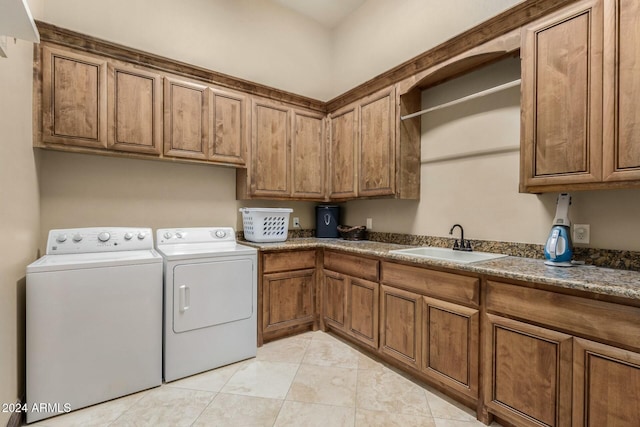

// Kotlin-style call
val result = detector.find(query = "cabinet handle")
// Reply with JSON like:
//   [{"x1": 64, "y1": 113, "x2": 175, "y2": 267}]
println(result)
[{"x1": 179, "y1": 285, "x2": 190, "y2": 312}]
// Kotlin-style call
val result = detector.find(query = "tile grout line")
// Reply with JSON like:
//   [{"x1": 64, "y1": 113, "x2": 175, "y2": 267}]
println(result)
[
  {"x1": 270, "y1": 336, "x2": 309, "y2": 427},
  {"x1": 187, "y1": 390, "x2": 217, "y2": 427}
]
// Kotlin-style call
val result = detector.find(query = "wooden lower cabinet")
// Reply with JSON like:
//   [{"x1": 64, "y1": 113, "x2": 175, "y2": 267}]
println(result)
[
  {"x1": 262, "y1": 269, "x2": 315, "y2": 334},
  {"x1": 322, "y1": 270, "x2": 347, "y2": 330},
  {"x1": 260, "y1": 250, "x2": 317, "y2": 342},
  {"x1": 380, "y1": 285, "x2": 421, "y2": 370},
  {"x1": 422, "y1": 297, "x2": 478, "y2": 399},
  {"x1": 347, "y1": 277, "x2": 379, "y2": 349},
  {"x1": 261, "y1": 251, "x2": 640, "y2": 426},
  {"x1": 573, "y1": 338, "x2": 640, "y2": 427},
  {"x1": 484, "y1": 314, "x2": 573, "y2": 427},
  {"x1": 322, "y1": 269, "x2": 379, "y2": 349}
]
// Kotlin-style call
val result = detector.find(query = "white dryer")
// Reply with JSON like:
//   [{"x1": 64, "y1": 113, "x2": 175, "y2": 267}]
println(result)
[
  {"x1": 26, "y1": 227, "x2": 162, "y2": 423},
  {"x1": 156, "y1": 227, "x2": 258, "y2": 382}
]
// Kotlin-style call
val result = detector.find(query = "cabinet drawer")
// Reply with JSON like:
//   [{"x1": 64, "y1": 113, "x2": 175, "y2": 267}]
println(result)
[
  {"x1": 324, "y1": 251, "x2": 379, "y2": 281},
  {"x1": 486, "y1": 280, "x2": 640, "y2": 351},
  {"x1": 381, "y1": 262, "x2": 479, "y2": 307},
  {"x1": 263, "y1": 250, "x2": 316, "y2": 273}
]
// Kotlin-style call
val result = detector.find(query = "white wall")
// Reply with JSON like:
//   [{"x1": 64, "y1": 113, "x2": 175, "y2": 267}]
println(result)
[
  {"x1": 0, "y1": 1, "x2": 43, "y2": 422},
  {"x1": 37, "y1": 151, "x2": 316, "y2": 248},
  {"x1": 39, "y1": 0, "x2": 333, "y2": 100},
  {"x1": 330, "y1": 0, "x2": 521, "y2": 97},
  {"x1": 344, "y1": 57, "x2": 640, "y2": 251}
]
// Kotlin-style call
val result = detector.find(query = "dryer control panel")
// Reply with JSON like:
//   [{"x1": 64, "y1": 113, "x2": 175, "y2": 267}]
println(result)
[
  {"x1": 156, "y1": 227, "x2": 237, "y2": 245},
  {"x1": 46, "y1": 227, "x2": 154, "y2": 254}
]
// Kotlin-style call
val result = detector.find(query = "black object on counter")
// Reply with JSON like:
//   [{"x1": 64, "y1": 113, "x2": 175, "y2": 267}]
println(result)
[
  {"x1": 316, "y1": 205, "x2": 340, "y2": 238},
  {"x1": 337, "y1": 225, "x2": 367, "y2": 241}
]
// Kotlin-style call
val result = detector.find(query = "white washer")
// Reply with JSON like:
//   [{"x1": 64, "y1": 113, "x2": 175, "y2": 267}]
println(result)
[
  {"x1": 26, "y1": 228, "x2": 162, "y2": 424},
  {"x1": 156, "y1": 227, "x2": 257, "y2": 382}
]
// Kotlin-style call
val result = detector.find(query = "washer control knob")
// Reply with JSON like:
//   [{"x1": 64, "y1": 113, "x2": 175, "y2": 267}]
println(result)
[
  {"x1": 124, "y1": 232, "x2": 134, "y2": 241},
  {"x1": 98, "y1": 232, "x2": 111, "y2": 242},
  {"x1": 175, "y1": 232, "x2": 184, "y2": 239},
  {"x1": 72, "y1": 233, "x2": 83, "y2": 243},
  {"x1": 164, "y1": 232, "x2": 173, "y2": 239},
  {"x1": 56, "y1": 234, "x2": 67, "y2": 243},
  {"x1": 137, "y1": 232, "x2": 147, "y2": 240},
  {"x1": 215, "y1": 229, "x2": 227, "y2": 238}
]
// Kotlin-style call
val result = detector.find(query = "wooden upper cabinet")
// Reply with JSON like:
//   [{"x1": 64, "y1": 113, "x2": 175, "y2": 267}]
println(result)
[
  {"x1": 42, "y1": 46, "x2": 107, "y2": 149},
  {"x1": 603, "y1": 0, "x2": 640, "y2": 182},
  {"x1": 329, "y1": 104, "x2": 359, "y2": 199},
  {"x1": 238, "y1": 99, "x2": 327, "y2": 200},
  {"x1": 251, "y1": 98, "x2": 291, "y2": 197},
  {"x1": 328, "y1": 84, "x2": 416, "y2": 201},
  {"x1": 209, "y1": 87, "x2": 247, "y2": 166},
  {"x1": 520, "y1": 0, "x2": 603, "y2": 191},
  {"x1": 163, "y1": 77, "x2": 209, "y2": 160},
  {"x1": 107, "y1": 64, "x2": 162, "y2": 155},
  {"x1": 358, "y1": 86, "x2": 396, "y2": 197},
  {"x1": 291, "y1": 110, "x2": 325, "y2": 199}
]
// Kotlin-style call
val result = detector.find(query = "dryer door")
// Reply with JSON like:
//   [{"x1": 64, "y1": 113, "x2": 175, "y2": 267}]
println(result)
[{"x1": 173, "y1": 258, "x2": 254, "y2": 333}]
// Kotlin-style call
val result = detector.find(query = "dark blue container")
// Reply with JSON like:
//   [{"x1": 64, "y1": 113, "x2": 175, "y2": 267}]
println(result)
[{"x1": 316, "y1": 205, "x2": 340, "y2": 238}]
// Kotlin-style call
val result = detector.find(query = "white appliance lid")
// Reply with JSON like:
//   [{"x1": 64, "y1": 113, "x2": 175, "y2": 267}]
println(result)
[
  {"x1": 156, "y1": 242, "x2": 257, "y2": 260},
  {"x1": 27, "y1": 250, "x2": 162, "y2": 273},
  {"x1": 155, "y1": 227, "x2": 257, "y2": 259}
]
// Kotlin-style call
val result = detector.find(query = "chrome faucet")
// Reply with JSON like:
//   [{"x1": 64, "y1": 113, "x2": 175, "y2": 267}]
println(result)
[{"x1": 450, "y1": 224, "x2": 472, "y2": 251}]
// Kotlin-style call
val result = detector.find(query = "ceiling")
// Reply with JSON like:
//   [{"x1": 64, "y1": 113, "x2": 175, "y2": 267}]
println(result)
[{"x1": 271, "y1": 0, "x2": 367, "y2": 28}]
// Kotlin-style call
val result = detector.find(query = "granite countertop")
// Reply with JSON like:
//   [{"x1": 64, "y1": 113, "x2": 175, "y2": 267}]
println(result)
[{"x1": 241, "y1": 238, "x2": 640, "y2": 301}]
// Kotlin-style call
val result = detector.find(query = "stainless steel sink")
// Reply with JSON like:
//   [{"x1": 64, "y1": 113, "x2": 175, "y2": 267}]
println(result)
[{"x1": 389, "y1": 247, "x2": 507, "y2": 264}]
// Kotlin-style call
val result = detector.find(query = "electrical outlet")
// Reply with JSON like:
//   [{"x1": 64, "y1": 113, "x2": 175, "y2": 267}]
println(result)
[
  {"x1": 366, "y1": 218, "x2": 373, "y2": 230},
  {"x1": 573, "y1": 224, "x2": 590, "y2": 244},
  {"x1": 293, "y1": 217, "x2": 300, "y2": 228}
]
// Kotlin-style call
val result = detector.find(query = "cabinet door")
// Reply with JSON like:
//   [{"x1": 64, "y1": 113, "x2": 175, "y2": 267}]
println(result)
[
  {"x1": 322, "y1": 270, "x2": 347, "y2": 330},
  {"x1": 291, "y1": 110, "x2": 325, "y2": 199},
  {"x1": 42, "y1": 46, "x2": 107, "y2": 149},
  {"x1": 422, "y1": 297, "x2": 478, "y2": 399},
  {"x1": 262, "y1": 269, "x2": 315, "y2": 334},
  {"x1": 329, "y1": 105, "x2": 358, "y2": 199},
  {"x1": 573, "y1": 338, "x2": 640, "y2": 427},
  {"x1": 603, "y1": 0, "x2": 640, "y2": 182},
  {"x1": 163, "y1": 77, "x2": 209, "y2": 160},
  {"x1": 107, "y1": 64, "x2": 162, "y2": 154},
  {"x1": 484, "y1": 314, "x2": 572, "y2": 427},
  {"x1": 210, "y1": 87, "x2": 247, "y2": 166},
  {"x1": 347, "y1": 277, "x2": 379, "y2": 349},
  {"x1": 358, "y1": 86, "x2": 396, "y2": 197},
  {"x1": 380, "y1": 285, "x2": 421, "y2": 370},
  {"x1": 520, "y1": 0, "x2": 603, "y2": 191},
  {"x1": 251, "y1": 99, "x2": 290, "y2": 197}
]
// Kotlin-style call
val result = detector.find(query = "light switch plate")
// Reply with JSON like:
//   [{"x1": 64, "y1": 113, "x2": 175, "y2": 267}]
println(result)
[
  {"x1": 573, "y1": 224, "x2": 590, "y2": 244},
  {"x1": 366, "y1": 218, "x2": 372, "y2": 229}
]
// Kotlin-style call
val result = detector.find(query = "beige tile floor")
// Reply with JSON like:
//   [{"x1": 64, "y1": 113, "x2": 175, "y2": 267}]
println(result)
[{"x1": 30, "y1": 331, "x2": 502, "y2": 427}]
